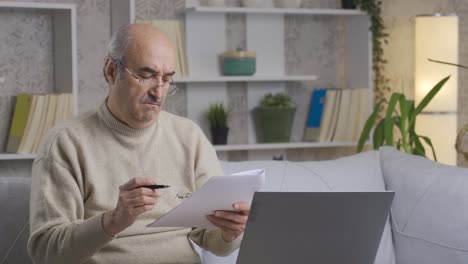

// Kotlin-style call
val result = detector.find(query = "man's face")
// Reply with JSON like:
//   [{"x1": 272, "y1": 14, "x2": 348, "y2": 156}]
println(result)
[{"x1": 108, "y1": 28, "x2": 176, "y2": 129}]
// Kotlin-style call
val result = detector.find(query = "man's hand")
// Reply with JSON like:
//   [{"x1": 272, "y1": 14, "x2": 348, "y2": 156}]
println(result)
[
  {"x1": 103, "y1": 177, "x2": 160, "y2": 236},
  {"x1": 206, "y1": 202, "x2": 250, "y2": 242}
]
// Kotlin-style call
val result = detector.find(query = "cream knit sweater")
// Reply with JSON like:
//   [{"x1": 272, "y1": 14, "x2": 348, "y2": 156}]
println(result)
[{"x1": 28, "y1": 102, "x2": 241, "y2": 264}]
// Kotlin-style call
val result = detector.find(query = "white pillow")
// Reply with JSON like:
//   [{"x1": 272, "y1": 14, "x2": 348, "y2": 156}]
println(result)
[{"x1": 379, "y1": 146, "x2": 468, "y2": 264}]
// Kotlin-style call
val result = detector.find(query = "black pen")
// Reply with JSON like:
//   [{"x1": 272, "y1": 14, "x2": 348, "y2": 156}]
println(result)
[{"x1": 141, "y1": 185, "x2": 170, "y2": 189}]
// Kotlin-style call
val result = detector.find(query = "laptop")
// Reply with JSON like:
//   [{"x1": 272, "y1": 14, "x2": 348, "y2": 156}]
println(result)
[{"x1": 236, "y1": 191, "x2": 394, "y2": 264}]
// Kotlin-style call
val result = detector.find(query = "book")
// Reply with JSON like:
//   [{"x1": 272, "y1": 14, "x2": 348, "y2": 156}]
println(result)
[
  {"x1": 5, "y1": 94, "x2": 33, "y2": 153},
  {"x1": 53, "y1": 93, "x2": 65, "y2": 125},
  {"x1": 17, "y1": 95, "x2": 37, "y2": 153},
  {"x1": 318, "y1": 89, "x2": 336, "y2": 142},
  {"x1": 345, "y1": 89, "x2": 361, "y2": 141},
  {"x1": 31, "y1": 95, "x2": 50, "y2": 153},
  {"x1": 40, "y1": 94, "x2": 59, "y2": 143},
  {"x1": 353, "y1": 89, "x2": 370, "y2": 141},
  {"x1": 177, "y1": 20, "x2": 189, "y2": 76},
  {"x1": 19, "y1": 95, "x2": 45, "y2": 154},
  {"x1": 67, "y1": 93, "x2": 74, "y2": 119},
  {"x1": 327, "y1": 90, "x2": 342, "y2": 142},
  {"x1": 303, "y1": 89, "x2": 326, "y2": 142},
  {"x1": 333, "y1": 89, "x2": 352, "y2": 142}
]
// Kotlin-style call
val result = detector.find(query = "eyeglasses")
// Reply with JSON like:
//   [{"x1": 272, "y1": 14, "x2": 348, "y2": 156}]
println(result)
[{"x1": 118, "y1": 60, "x2": 178, "y2": 96}]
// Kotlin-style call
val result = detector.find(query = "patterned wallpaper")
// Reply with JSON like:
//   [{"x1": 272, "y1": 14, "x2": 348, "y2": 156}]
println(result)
[{"x1": 1, "y1": 0, "x2": 467, "y2": 173}]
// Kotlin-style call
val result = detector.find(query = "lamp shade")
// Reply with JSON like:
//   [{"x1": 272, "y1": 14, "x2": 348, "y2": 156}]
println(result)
[{"x1": 414, "y1": 15, "x2": 458, "y2": 112}]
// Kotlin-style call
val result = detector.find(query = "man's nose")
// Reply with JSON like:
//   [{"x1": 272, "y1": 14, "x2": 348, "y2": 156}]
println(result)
[
  {"x1": 148, "y1": 85, "x2": 163, "y2": 98},
  {"x1": 149, "y1": 76, "x2": 165, "y2": 95}
]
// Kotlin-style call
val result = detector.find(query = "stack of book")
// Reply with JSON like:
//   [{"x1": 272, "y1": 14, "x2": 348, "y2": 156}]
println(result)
[
  {"x1": 303, "y1": 88, "x2": 370, "y2": 143},
  {"x1": 5, "y1": 93, "x2": 74, "y2": 154},
  {"x1": 137, "y1": 19, "x2": 189, "y2": 77}
]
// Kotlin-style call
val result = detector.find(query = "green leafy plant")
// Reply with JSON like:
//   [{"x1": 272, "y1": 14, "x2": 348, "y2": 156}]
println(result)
[
  {"x1": 354, "y1": 0, "x2": 391, "y2": 108},
  {"x1": 258, "y1": 92, "x2": 294, "y2": 108},
  {"x1": 357, "y1": 76, "x2": 450, "y2": 160},
  {"x1": 206, "y1": 103, "x2": 228, "y2": 129}
]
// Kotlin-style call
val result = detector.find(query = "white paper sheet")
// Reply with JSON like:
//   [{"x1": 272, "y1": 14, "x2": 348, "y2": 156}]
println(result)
[{"x1": 147, "y1": 169, "x2": 265, "y2": 229}]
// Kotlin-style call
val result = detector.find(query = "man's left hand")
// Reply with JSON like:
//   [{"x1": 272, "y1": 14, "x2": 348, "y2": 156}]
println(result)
[{"x1": 206, "y1": 202, "x2": 250, "y2": 242}]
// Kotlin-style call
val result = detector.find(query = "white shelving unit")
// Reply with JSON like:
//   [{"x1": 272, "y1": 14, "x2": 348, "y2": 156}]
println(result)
[
  {"x1": 0, "y1": 2, "x2": 77, "y2": 160},
  {"x1": 214, "y1": 141, "x2": 360, "y2": 151},
  {"x1": 174, "y1": 75, "x2": 317, "y2": 83},
  {"x1": 110, "y1": 3, "x2": 372, "y2": 157},
  {"x1": 183, "y1": 6, "x2": 366, "y2": 15}
]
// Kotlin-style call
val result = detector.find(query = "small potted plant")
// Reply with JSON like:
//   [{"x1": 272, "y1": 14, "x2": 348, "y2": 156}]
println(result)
[
  {"x1": 206, "y1": 103, "x2": 229, "y2": 145},
  {"x1": 253, "y1": 92, "x2": 296, "y2": 143}
]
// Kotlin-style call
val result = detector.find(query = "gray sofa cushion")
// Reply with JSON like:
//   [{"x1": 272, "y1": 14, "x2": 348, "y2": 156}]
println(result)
[
  {"x1": 211, "y1": 150, "x2": 395, "y2": 264},
  {"x1": 379, "y1": 147, "x2": 468, "y2": 264},
  {"x1": 0, "y1": 177, "x2": 32, "y2": 264}
]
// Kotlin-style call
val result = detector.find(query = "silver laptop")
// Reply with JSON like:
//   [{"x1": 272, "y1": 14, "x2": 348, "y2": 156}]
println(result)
[{"x1": 237, "y1": 191, "x2": 394, "y2": 264}]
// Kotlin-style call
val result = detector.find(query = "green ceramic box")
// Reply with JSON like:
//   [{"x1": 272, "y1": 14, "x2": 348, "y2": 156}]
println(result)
[{"x1": 222, "y1": 50, "x2": 256, "y2": 76}]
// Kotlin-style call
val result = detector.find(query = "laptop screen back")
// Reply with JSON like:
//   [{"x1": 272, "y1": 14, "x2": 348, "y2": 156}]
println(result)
[{"x1": 237, "y1": 192, "x2": 394, "y2": 264}]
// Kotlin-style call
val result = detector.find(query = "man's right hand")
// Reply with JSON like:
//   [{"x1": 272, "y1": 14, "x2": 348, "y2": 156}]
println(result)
[{"x1": 103, "y1": 177, "x2": 160, "y2": 236}]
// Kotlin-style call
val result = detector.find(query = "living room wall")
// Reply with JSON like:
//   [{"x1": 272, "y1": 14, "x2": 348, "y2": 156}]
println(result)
[
  {"x1": 0, "y1": 0, "x2": 466, "y2": 179},
  {"x1": 381, "y1": 0, "x2": 468, "y2": 167}
]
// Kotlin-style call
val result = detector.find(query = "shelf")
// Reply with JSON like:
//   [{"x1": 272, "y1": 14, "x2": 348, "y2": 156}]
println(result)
[
  {"x1": 0, "y1": 2, "x2": 78, "y2": 158},
  {"x1": 175, "y1": 75, "x2": 317, "y2": 83},
  {"x1": 213, "y1": 141, "x2": 360, "y2": 151},
  {"x1": 0, "y1": 2, "x2": 74, "y2": 10},
  {"x1": 0, "y1": 154, "x2": 35, "y2": 160},
  {"x1": 183, "y1": 6, "x2": 366, "y2": 16}
]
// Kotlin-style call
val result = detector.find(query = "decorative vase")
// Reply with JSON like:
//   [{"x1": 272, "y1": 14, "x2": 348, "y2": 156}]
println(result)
[
  {"x1": 253, "y1": 107, "x2": 296, "y2": 143},
  {"x1": 341, "y1": 0, "x2": 356, "y2": 9},
  {"x1": 211, "y1": 127, "x2": 229, "y2": 145}
]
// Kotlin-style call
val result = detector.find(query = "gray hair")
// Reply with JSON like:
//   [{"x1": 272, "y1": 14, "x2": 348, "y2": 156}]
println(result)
[{"x1": 103, "y1": 25, "x2": 131, "y2": 83}]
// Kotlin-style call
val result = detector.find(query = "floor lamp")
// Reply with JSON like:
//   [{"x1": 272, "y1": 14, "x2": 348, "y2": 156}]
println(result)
[{"x1": 414, "y1": 14, "x2": 458, "y2": 166}]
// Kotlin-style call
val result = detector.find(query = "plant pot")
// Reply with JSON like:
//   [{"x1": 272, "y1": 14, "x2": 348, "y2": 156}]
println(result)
[
  {"x1": 253, "y1": 107, "x2": 296, "y2": 143},
  {"x1": 211, "y1": 127, "x2": 229, "y2": 145},
  {"x1": 341, "y1": 0, "x2": 356, "y2": 9}
]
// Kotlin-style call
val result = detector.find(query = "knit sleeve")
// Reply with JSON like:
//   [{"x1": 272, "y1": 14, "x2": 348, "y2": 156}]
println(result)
[
  {"x1": 188, "y1": 125, "x2": 242, "y2": 256},
  {"x1": 27, "y1": 155, "x2": 114, "y2": 264}
]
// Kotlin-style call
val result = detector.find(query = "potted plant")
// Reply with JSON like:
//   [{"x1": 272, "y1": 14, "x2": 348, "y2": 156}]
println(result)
[
  {"x1": 206, "y1": 103, "x2": 229, "y2": 145},
  {"x1": 356, "y1": 76, "x2": 450, "y2": 160},
  {"x1": 253, "y1": 92, "x2": 296, "y2": 143}
]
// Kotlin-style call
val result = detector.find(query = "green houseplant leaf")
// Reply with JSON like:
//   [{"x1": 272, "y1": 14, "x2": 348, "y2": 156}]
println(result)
[
  {"x1": 206, "y1": 103, "x2": 228, "y2": 129},
  {"x1": 356, "y1": 75, "x2": 450, "y2": 160},
  {"x1": 258, "y1": 93, "x2": 294, "y2": 108}
]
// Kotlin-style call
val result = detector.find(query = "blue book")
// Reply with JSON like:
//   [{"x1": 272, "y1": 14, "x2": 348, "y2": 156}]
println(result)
[{"x1": 304, "y1": 89, "x2": 327, "y2": 141}]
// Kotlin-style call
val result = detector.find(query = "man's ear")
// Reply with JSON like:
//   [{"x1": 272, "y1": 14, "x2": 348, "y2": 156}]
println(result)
[{"x1": 104, "y1": 59, "x2": 117, "y2": 85}]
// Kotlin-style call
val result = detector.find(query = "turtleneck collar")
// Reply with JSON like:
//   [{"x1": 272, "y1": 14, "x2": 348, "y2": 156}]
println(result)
[{"x1": 98, "y1": 100, "x2": 159, "y2": 138}]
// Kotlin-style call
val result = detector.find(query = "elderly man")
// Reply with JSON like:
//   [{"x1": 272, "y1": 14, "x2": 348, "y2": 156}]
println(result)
[{"x1": 28, "y1": 24, "x2": 248, "y2": 264}]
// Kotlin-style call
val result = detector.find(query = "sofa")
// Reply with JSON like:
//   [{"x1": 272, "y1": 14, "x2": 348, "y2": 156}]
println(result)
[{"x1": 1, "y1": 147, "x2": 468, "y2": 264}]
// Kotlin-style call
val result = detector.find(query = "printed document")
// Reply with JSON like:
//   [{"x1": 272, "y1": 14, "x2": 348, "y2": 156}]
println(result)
[{"x1": 147, "y1": 169, "x2": 265, "y2": 229}]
